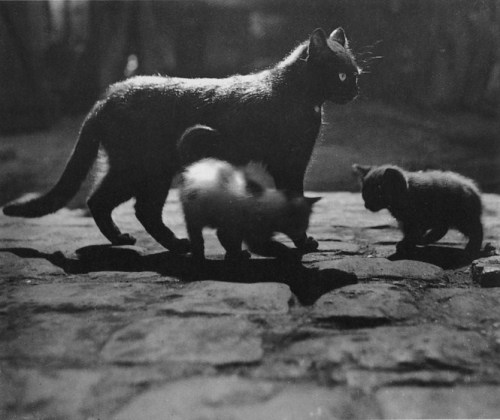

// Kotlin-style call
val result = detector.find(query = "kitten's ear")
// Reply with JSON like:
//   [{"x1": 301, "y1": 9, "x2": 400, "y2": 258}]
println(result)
[
  {"x1": 246, "y1": 179, "x2": 265, "y2": 197},
  {"x1": 305, "y1": 196, "x2": 322, "y2": 205},
  {"x1": 308, "y1": 28, "x2": 328, "y2": 59},
  {"x1": 383, "y1": 168, "x2": 408, "y2": 201},
  {"x1": 352, "y1": 164, "x2": 372, "y2": 179},
  {"x1": 329, "y1": 27, "x2": 348, "y2": 48}
]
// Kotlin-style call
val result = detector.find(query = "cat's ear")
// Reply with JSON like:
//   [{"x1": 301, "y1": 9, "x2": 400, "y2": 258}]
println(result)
[
  {"x1": 246, "y1": 179, "x2": 265, "y2": 197},
  {"x1": 383, "y1": 167, "x2": 408, "y2": 201},
  {"x1": 352, "y1": 164, "x2": 372, "y2": 179},
  {"x1": 308, "y1": 28, "x2": 328, "y2": 59},
  {"x1": 329, "y1": 27, "x2": 348, "y2": 48}
]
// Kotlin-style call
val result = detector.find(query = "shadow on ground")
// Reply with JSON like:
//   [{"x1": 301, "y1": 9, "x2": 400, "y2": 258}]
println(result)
[
  {"x1": 388, "y1": 246, "x2": 471, "y2": 270},
  {"x1": 0, "y1": 245, "x2": 357, "y2": 305},
  {"x1": 388, "y1": 244, "x2": 495, "y2": 270}
]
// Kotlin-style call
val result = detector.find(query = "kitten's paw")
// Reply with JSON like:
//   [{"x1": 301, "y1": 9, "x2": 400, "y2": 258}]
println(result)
[
  {"x1": 112, "y1": 233, "x2": 137, "y2": 246},
  {"x1": 295, "y1": 236, "x2": 319, "y2": 253},
  {"x1": 169, "y1": 238, "x2": 191, "y2": 255}
]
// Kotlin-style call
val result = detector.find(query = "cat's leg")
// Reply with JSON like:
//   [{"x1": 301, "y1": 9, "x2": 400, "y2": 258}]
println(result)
[
  {"x1": 186, "y1": 222, "x2": 205, "y2": 263},
  {"x1": 87, "y1": 173, "x2": 136, "y2": 245},
  {"x1": 217, "y1": 228, "x2": 249, "y2": 261},
  {"x1": 273, "y1": 171, "x2": 318, "y2": 253},
  {"x1": 421, "y1": 225, "x2": 448, "y2": 244},
  {"x1": 464, "y1": 220, "x2": 483, "y2": 259},
  {"x1": 134, "y1": 181, "x2": 190, "y2": 254}
]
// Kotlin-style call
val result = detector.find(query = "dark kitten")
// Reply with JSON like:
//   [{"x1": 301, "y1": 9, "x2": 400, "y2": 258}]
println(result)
[
  {"x1": 353, "y1": 164, "x2": 483, "y2": 258},
  {"x1": 180, "y1": 157, "x2": 320, "y2": 262},
  {"x1": 3, "y1": 27, "x2": 359, "y2": 254}
]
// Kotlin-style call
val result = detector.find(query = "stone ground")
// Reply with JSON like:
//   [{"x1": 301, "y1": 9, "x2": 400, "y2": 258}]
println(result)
[{"x1": 1, "y1": 191, "x2": 500, "y2": 419}]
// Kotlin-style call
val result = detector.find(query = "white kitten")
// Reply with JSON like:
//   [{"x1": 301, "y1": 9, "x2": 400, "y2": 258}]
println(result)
[{"x1": 180, "y1": 158, "x2": 320, "y2": 261}]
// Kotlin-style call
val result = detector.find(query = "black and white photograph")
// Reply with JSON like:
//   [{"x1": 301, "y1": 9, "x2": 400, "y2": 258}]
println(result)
[{"x1": 1, "y1": 0, "x2": 499, "y2": 418}]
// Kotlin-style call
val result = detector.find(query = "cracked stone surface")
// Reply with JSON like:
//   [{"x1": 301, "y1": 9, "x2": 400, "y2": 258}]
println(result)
[
  {"x1": 1, "y1": 191, "x2": 500, "y2": 419},
  {"x1": 311, "y1": 283, "x2": 419, "y2": 322},
  {"x1": 101, "y1": 316, "x2": 264, "y2": 365}
]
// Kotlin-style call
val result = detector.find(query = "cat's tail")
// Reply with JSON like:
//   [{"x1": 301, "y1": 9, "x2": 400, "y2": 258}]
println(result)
[{"x1": 3, "y1": 116, "x2": 100, "y2": 218}]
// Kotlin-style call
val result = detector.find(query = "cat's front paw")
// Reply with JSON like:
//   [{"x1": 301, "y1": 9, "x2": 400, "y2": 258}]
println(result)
[
  {"x1": 225, "y1": 250, "x2": 251, "y2": 262},
  {"x1": 169, "y1": 238, "x2": 191, "y2": 255}
]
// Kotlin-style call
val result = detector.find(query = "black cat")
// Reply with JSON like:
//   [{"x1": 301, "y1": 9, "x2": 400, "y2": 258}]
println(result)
[{"x1": 4, "y1": 27, "x2": 359, "y2": 254}]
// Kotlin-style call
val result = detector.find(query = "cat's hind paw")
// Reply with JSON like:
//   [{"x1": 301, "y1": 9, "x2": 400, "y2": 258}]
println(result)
[{"x1": 169, "y1": 238, "x2": 191, "y2": 255}]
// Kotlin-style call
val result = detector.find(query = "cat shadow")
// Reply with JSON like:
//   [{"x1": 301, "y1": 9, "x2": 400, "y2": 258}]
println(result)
[
  {"x1": 0, "y1": 245, "x2": 357, "y2": 305},
  {"x1": 387, "y1": 245, "x2": 473, "y2": 269}
]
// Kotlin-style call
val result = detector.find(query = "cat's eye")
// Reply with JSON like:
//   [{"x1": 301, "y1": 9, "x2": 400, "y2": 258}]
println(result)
[{"x1": 338, "y1": 73, "x2": 347, "y2": 82}]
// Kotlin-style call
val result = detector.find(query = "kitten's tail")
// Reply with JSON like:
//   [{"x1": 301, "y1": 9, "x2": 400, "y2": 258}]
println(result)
[
  {"x1": 3, "y1": 116, "x2": 100, "y2": 218},
  {"x1": 177, "y1": 124, "x2": 221, "y2": 165}
]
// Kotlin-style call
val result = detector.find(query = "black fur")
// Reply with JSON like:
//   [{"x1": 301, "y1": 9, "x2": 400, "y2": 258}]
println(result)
[{"x1": 353, "y1": 164, "x2": 483, "y2": 258}]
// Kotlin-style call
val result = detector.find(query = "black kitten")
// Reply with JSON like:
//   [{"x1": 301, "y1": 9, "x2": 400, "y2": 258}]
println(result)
[{"x1": 353, "y1": 164, "x2": 483, "y2": 258}]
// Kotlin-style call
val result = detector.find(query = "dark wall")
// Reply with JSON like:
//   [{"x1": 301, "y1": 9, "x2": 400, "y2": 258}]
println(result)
[{"x1": 1, "y1": 0, "x2": 499, "y2": 133}]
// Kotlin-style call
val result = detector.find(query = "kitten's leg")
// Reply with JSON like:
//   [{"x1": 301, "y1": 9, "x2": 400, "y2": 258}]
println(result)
[
  {"x1": 292, "y1": 235, "x2": 319, "y2": 253},
  {"x1": 217, "y1": 228, "x2": 249, "y2": 261},
  {"x1": 87, "y1": 173, "x2": 136, "y2": 245},
  {"x1": 273, "y1": 172, "x2": 318, "y2": 253},
  {"x1": 464, "y1": 221, "x2": 483, "y2": 259},
  {"x1": 134, "y1": 183, "x2": 190, "y2": 254},
  {"x1": 421, "y1": 225, "x2": 448, "y2": 244},
  {"x1": 246, "y1": 238, "x2": 301, "y2": 261},
  {"x1": 396, "y1": 222, "x2": 424, "y2": 253}
]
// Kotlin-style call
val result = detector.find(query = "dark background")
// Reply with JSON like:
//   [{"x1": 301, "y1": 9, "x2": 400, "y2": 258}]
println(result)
[{"x1": 0, "y1": 0, "x2": 499, "y2": 205}]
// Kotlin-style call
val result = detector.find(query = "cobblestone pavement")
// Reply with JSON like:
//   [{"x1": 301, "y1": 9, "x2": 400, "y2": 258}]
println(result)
[{"x1": 1, "y1": 192, "x2": 500, "y2": 419}]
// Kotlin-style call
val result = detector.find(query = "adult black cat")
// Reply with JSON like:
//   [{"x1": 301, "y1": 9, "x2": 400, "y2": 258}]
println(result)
[{"x1": 4, "y1": 27, "x2": 359, "y2": 254}]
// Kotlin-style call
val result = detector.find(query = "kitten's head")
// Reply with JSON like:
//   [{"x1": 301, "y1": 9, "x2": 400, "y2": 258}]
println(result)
[
  {"x1": 307, "y1": 27, "x2": 360, "y2": 104},
  {"x1": 352, "y1": 164, "x2": 408, "y2": 212},
  {"x1": 279, "y1": 194, "x2": 321, "y2": 241}
]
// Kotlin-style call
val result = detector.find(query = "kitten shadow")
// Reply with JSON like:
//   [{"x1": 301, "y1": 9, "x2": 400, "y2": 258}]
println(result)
[
  {"x1": 0, "y1": 245, "x2": 357, "y2": 305},
  {"x1": 388, "y1": 245, "x2": 472, "y2": 269}
]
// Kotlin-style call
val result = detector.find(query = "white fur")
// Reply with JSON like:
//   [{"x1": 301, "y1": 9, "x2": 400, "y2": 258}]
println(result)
[
  {"x1": 181, "y1": 158, "x2": 290, "y2": 229},
  {"x1": 181, "y1": 159, "x2": 249, "y2": 228}
]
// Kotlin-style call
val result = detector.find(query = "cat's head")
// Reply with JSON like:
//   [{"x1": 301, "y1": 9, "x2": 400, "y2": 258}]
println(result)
[
  {"x1": 307, "y1": 27, "x2": 360, "y2": 104},
  {"x1": 352, "y1": 164, "x2": 408, "y2": 212},
  {"x1": 279, "y1": 194, "x2": 321, "y2": 241}
]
